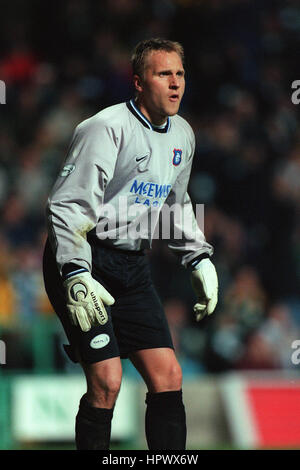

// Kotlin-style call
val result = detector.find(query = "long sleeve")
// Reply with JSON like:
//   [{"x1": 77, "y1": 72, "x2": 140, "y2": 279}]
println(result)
[
  {"x1": 46, "y1": 118, "x2": 118, "y2": 274},
  {"x1": 164, "y1": 146, "x2": 214, "y2": 267}
]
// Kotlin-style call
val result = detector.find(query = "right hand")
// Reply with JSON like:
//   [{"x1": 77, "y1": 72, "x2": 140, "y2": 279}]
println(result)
[{"x1": 63, "y1": 271, "x2": 115, "y2": 332}]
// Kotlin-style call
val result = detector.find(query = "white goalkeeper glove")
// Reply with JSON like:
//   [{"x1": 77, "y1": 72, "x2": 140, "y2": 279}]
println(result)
[
  {"x1": 190, "y1": 258, "x2": 218, "y2": 321},
  {"x1": 63, "y1": 271, "x2": 115, "y2": 332}
]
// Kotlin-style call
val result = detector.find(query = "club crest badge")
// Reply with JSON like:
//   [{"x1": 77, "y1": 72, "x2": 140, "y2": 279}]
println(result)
[{"x1": 172, "y1": 148, "x2": 182, "y2": 166}]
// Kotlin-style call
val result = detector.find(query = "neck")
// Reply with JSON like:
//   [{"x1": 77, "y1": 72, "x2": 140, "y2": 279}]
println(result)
[{"x1": 135, "y1": 98, "x2": 167, "y2": 127}]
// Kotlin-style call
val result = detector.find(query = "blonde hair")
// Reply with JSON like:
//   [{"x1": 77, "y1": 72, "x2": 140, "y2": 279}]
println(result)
[{"x1": 131, "y1": 38, "x2": 184, "y2": 78}]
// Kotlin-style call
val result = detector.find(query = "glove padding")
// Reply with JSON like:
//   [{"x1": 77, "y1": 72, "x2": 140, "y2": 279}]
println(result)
[
  {"x1": 63, "y1": 271, "x2": 115, "y2": 332},
  {"x1": 191, "y1": 258, "x2": 218, "y2": 321}
]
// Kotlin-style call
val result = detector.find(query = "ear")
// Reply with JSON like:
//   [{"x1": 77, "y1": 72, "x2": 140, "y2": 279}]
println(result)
[{"x1": 133, "y1": 74, "x2": 143, "y2": 93}]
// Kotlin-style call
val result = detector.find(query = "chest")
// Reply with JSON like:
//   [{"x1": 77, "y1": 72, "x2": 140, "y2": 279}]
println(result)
[{"x1": 114, "y1": 127, "x2": 188, "y2": 184}]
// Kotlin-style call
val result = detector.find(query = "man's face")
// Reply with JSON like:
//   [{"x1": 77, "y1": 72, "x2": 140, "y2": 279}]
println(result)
[{"x1": 135, "y1": 50, "x2": 185, "y2": 126}]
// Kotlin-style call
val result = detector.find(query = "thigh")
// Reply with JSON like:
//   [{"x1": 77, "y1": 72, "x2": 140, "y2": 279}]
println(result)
[
  {"x1": 112, "y1": 285, "x2": 174, "y2": 359},
  {"x1": 129, "y1": 347, "x2": 182, "y2": 393}
]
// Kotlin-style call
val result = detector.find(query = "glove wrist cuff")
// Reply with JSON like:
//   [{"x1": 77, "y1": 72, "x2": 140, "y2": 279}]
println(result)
[
  {"x1": 189, "y1": 253, "x2": 210, "y2": 270},
  {"x1": 62, "y1": 263, "x2": 89, "y2": 280}
]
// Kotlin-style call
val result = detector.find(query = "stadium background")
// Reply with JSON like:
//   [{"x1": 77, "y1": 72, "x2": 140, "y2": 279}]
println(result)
[{"x1": 0, "y1": 0, "x2": 299, "y2": 450}]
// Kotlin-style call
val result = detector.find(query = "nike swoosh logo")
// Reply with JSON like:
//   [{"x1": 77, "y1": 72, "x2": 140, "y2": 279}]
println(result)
[{"x1": 136, "y1": 155, "x2": 149, "y2": 162}]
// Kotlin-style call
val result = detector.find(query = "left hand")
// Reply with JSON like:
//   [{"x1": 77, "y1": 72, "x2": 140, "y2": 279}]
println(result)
[{"x1": 190, "y1": 258, "x2": 218, "y2": 321}]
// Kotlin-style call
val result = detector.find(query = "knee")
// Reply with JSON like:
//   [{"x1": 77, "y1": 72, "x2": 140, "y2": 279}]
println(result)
[
  {"x1": 94, "y1": 372, "x2": 122, "y2": 397},
  {"x1": 151, "y1": 361, "x2": 183, "y2": 392},
  {"x1": 86, "y1": 366, "x2": 122, "y2": 408},
  {"x1": 100, "y1": 373, "x2": 122, "y2": 394},
  {"x1": 168, "y1": 362, "x2": 183, "y2": 390}
]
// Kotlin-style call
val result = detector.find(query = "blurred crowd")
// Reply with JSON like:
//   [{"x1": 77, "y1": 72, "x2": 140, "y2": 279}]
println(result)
[{"x1": 0, "y1": 0, "x2": 299, "y2": 374}]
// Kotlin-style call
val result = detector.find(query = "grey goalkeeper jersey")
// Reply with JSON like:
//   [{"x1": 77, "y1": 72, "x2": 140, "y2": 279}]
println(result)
[{"x1": 46, "y1": 100, "x2": 213, "y2": 274}]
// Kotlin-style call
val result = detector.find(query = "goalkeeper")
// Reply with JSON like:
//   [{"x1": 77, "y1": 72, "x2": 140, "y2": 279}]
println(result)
[{"x1": 43, "y1": 38, "x2": 218, "y2": 451}]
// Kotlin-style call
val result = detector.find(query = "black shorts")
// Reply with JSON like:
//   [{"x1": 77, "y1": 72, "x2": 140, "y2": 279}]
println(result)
[{"x1": 42, "y1": 238, "x2": 174, "y2": 364}]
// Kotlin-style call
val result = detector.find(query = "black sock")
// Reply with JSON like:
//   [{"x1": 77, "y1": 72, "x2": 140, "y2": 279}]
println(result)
[
  {"x1": 145, "y1": 389, "x2": 187, "y2": 450},
  {"x1": 75, "y1": 394, "x2": 114, "y2": 450}
]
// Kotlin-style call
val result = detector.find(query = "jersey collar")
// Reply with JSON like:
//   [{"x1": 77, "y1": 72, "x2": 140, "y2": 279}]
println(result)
[{"x1": 127, "y1": 99, "x2": 171, "y2": 133}]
